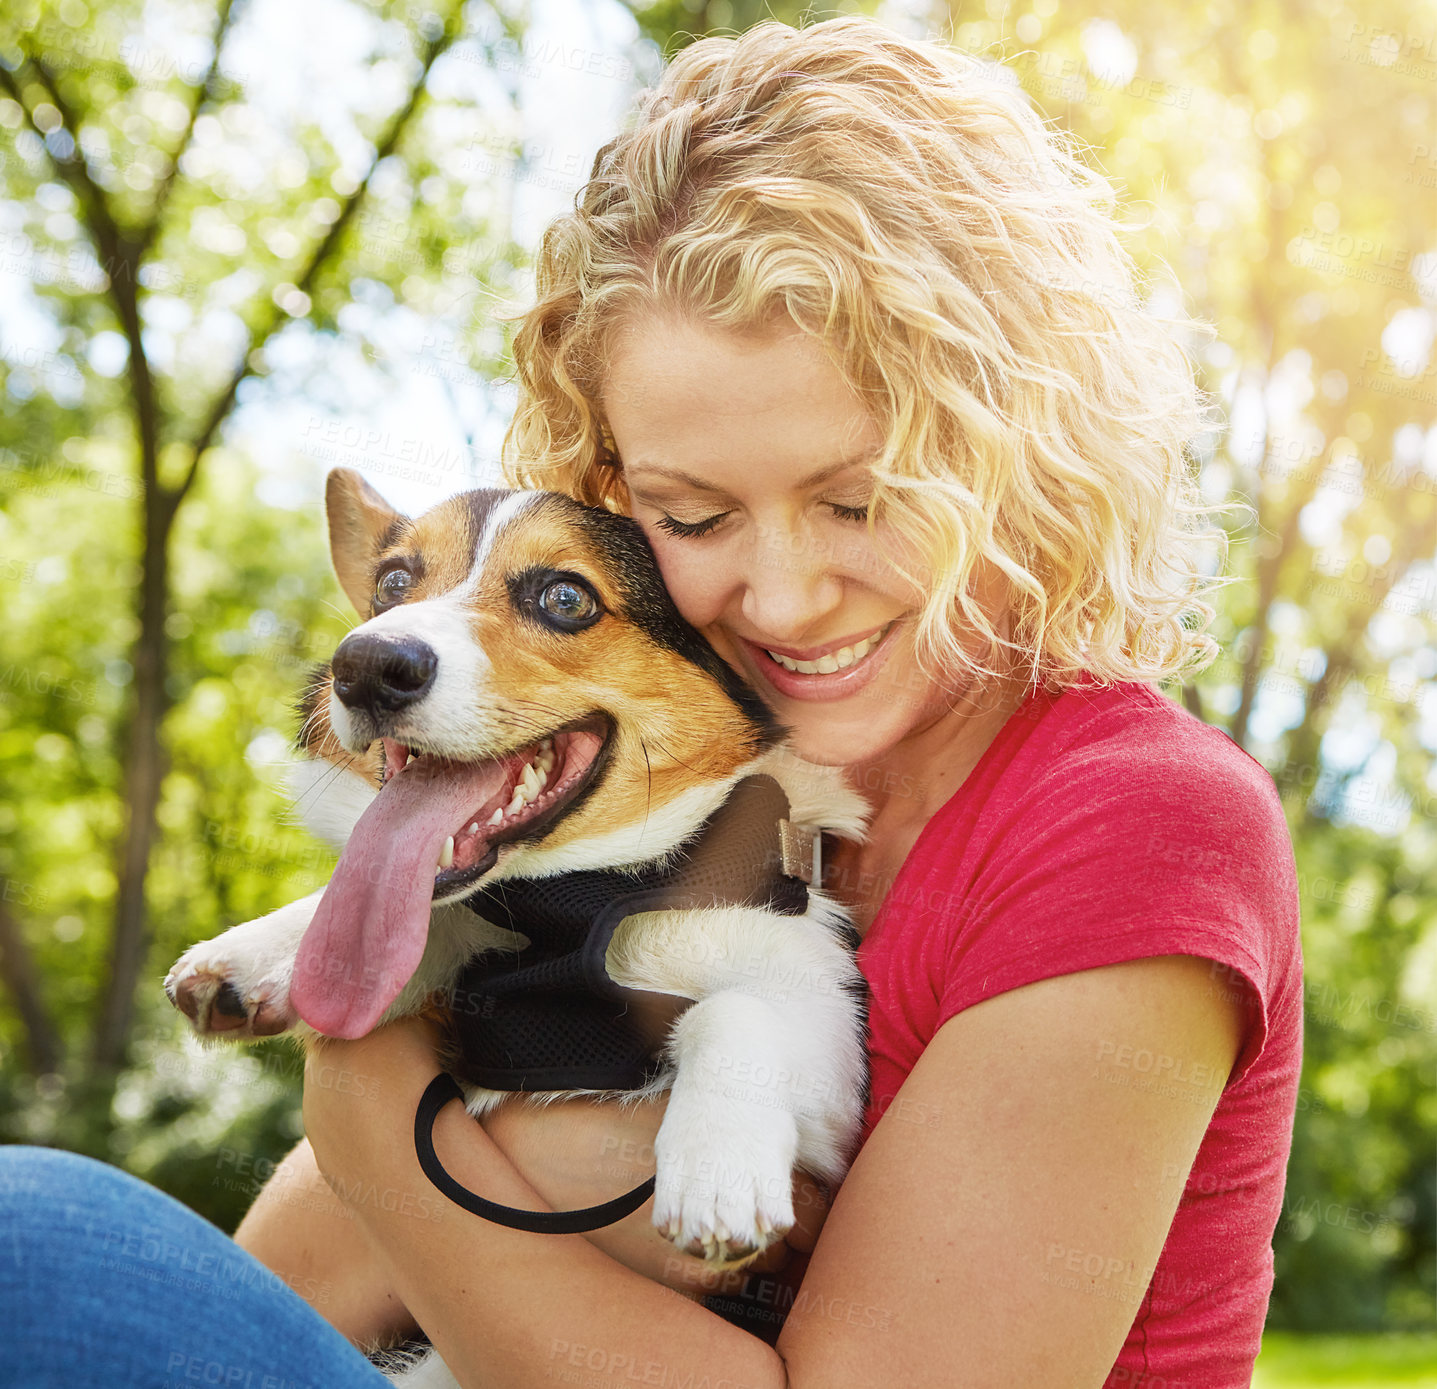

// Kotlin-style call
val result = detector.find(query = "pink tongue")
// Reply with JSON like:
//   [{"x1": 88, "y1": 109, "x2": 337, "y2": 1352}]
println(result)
[{"x1": 291, "y1": 757, "x2": 513, "y2": 1038}]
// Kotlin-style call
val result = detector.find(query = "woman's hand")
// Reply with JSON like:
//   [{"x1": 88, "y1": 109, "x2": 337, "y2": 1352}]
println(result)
[{"x1": 301, "y1": 1018, "x2": 829, "y2": 1298}]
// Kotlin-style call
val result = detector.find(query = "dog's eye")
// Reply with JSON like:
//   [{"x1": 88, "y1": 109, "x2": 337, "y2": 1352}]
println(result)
[
  {"x1": 375, "y1": 568, "x2": 414, "y2": 608},
  {"x1": 539, "y1": 580, "x2": 598, "y2": 624},
  {"x1": 510, "y1": 568, "x2": 605, "y2": 634}
]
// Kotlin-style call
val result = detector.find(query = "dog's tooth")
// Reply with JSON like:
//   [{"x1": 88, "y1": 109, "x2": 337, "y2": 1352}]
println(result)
[
  {"x1": 438, "y1": 836, "x2": 454, "y2": 870},
  {"x1": 506, "y1": 788, "x2": 526, "y2": 815},
  {"x1": 466, "y1": 822, "x2": 478, "y2": 836},
  {"x1": 405, "y1": 753, "x2": 415, "y2": 768},
  {"x1": 488, "y1": 808, "x2": 504, "y2": 826},
  {"x1": 520, "y1": 764, "x2": 541, "y2": 797},
  {"x1": 537, "y1": 749, "x2": 555, "y2": 774}
]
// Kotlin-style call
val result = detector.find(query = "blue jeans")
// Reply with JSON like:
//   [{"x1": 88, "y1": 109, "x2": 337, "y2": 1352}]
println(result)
[{"x1": 0, "y1": 1144, "x2": 392, "y2": 1387}]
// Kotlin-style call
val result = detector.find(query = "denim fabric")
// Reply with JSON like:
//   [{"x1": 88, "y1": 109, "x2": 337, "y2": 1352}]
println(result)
[{"x1": 0, "y1": 1144, "x2": 392, "y2": 1387}]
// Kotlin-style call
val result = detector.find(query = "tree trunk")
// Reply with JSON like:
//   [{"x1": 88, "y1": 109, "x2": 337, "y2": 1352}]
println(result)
[
  {"x1": 0, "y1": 896, "x2": 62, "y2": 1076},
  {"x1": 91, "y1": 490, "x2": 174, "y2": 1073}
]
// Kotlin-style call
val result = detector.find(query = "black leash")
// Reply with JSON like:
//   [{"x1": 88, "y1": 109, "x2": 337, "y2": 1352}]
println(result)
[{"x1": 414, "y1": 1072, "x2": 656, "y2": 1234}]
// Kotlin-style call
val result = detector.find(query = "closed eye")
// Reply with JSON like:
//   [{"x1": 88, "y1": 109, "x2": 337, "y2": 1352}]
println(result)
[
  {"x1": 655, "y1": 511, "x2": 730, "y2": 538},
  {"x1": 655, "y1": 502, "x2": 868, "y2": 538}
]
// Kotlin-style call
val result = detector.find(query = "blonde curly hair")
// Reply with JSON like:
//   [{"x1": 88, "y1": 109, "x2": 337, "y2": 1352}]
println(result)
[{"x1": 503, "y1": 16, "x2": 1220, "y2": 689}]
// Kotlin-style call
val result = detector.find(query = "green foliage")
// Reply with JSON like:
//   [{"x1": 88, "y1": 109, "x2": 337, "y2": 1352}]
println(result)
[
  {"x1": 0, "y1": 447, "x2": 337, "y2": 1172},
  {"x1": 1254, "y1": 1333, "x2": 1437, "y2": 1387},
  {"x1": 1272, "y1": 822, "x2": 1437, "y2": 1329}
]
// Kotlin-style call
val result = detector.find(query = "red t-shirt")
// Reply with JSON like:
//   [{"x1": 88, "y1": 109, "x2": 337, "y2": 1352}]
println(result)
[{"x1": 856, "y1": 679, "x2": 1302, "y2": 1387}]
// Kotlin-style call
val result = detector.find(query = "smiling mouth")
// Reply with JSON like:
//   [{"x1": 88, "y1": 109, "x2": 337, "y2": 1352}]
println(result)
[
  {"x1": 762, "y1": 621, "x2": 897, "y2": 675},
  {"x1": 379, "y1": 713, "x2": 613, "y2": 898}
]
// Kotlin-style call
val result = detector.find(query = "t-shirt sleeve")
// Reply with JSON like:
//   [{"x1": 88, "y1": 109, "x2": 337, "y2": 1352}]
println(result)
[{"x1": 934, "y1": 716, "x2": 1299, "y2": 1086}]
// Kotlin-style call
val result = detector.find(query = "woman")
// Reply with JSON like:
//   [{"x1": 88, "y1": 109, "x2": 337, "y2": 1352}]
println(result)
[{"x1": 3, "y1": 17, "x2": 1300, "y2": 1387}]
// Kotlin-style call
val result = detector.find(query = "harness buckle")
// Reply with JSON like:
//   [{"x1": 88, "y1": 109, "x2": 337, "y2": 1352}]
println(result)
[{"x1": 777, "y1": 819, "x2": 816, "y2": 884}]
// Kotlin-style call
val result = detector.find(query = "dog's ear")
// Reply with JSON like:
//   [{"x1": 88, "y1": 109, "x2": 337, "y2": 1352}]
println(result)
[{"x1": 326, "y1": 468, "x2": 403, "y2": 615}]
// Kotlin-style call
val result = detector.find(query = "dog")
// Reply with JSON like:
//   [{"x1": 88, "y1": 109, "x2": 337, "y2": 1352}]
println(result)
[{"x1": 166, "y1": 467, "x2": 870, "y2": 1295}]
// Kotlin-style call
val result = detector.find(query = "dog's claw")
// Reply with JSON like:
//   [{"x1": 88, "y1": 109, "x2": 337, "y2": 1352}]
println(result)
[{"x1": 652, "y1": 1095, "x2": 798, "y2": 1265}]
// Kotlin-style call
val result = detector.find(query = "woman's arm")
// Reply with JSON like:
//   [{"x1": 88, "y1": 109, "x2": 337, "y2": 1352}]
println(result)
[{"x1": 304, "y1": 954, "x2": 1241, "y2": 1387}]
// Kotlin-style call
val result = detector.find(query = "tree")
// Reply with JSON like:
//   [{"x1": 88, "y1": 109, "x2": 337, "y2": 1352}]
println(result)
[{"x1": 0, "y1": 0, "x2": 518, "y2": 1114}]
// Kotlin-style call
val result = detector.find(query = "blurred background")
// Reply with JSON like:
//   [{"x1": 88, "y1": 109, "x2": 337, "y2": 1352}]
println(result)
[{"x1": 0, "y1": 0, "x2": 1433, "y2": 1379}]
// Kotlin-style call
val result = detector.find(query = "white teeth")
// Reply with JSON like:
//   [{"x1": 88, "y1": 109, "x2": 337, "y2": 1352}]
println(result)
[
  {"x1": 429, "y1": 742, "x2": 562, "y2": 852},
  {"x1": 405, "y1": 752, "x2": 415, "y2": 767},
  {"x1": 767, "y1": 623, "x2": 891, "y2": 675}
]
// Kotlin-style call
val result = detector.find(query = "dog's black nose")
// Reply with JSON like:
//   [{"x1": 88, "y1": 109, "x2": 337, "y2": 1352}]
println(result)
[{"x1": 331, "y1": 634, "x2": 438, "y2": 715}]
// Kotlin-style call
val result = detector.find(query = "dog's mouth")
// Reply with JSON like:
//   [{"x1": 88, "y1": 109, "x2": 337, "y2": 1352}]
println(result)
[
  {"x1": 378, "y1": 714, "x2": 612, "y2": 899},
  {"x1": 290, "y1": 713, "x2": 612, "y2": 1040}
]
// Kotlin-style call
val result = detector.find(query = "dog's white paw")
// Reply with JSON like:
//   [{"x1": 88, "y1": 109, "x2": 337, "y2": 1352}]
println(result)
[
  {"x1": 652, "y1": 1094, "x2": 798, "y2": 1265},
  {"x1": 164, "y1": 942, "x2": 296, "y2": 1039}
]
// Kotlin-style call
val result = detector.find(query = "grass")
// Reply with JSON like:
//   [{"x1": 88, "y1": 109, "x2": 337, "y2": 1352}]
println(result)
[{"x1": 1253, "y1": 1334, "x2": 1437, "y2": 1387}]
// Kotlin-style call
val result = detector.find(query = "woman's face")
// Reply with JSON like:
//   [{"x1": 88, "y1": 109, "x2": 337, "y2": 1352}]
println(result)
[{"x1": 603, "y1": 314, "x2": 992, "y2": 769}]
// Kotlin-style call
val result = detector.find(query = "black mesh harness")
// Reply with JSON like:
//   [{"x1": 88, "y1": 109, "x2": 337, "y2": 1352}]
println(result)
[{"x1": 414, "y1": 773, "x2": 820, "y2": 1233}]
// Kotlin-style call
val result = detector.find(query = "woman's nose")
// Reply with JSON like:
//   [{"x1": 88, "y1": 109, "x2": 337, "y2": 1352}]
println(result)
[{"x1": 736, "y1": 531, "x2": 845, "y2": 642}]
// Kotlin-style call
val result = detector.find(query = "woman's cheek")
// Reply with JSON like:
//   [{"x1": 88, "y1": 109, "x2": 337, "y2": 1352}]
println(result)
[{"x1": 643, "y1": 534, "x2": 729, "y2": 632}]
